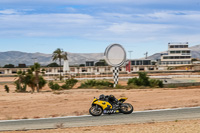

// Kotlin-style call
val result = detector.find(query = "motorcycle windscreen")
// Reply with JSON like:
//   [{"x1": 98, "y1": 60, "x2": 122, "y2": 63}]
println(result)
[{"x1": 118, "y1": 97, "x2": 128, "y2": 103}]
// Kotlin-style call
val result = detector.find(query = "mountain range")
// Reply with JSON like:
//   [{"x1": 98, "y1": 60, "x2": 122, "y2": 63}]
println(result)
[
  {"x1": 0, "y1": 44, "x2": 200, "y2": 66},
  {"x1": 0, "y1": 51, "x2": 104, "y2": 66}
]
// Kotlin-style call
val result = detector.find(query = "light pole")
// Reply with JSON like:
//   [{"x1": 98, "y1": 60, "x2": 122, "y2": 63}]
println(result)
[
  {"x1": 31, "y1": 58, "x2": 37, "y2": 64},
  {"x1": 128, "y1": 51, "x2": 133, "y2": 59}
]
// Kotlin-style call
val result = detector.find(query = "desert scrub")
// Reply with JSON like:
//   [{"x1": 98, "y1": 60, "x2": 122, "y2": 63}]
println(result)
[
  {"x1": 15, "y1": 81, "x2": 27, "y2": 92},
  {"x1": 149, "y1": 79, "x2": 163, "y2": 88},
  {"x1": 128, "y1": 72, "x2": 163, "y2": 88},
  {"x1": 48, "y1": 81, "x2": 60, "y2": 90},
  {"x1": 4, "y1": 85, "x2": 9, "y2": 93},
  {"x1": 61, "y1": 78, "x2": 78, "y2": 89},
  {"x1": 78, "y1": 79, "x2": 113, "y2": 88},
  {"x1": 114, "y1": 84, "x2": 126, "y2": 89}
]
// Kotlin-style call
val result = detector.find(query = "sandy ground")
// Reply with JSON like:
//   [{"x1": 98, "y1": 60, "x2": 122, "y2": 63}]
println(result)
[
  {"x1": 1, "y1": 81, "x2": 200, "y2": 120},
  {"x1": 2, "y1": 119, "x2": 200, "y2": 133},
  {"x1": 1, "y1": 76, "x2": 200, "y2": 132}
]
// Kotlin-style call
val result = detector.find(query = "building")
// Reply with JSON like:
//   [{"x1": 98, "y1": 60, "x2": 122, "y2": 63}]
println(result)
[
  {"x1": 126, "y1": 59, "x2": 157, "y2": 72},
  {"x1": 131, "y1": 59, "x2": 152, "y2": 66},
  {"x1": 160, "y1": 42, "x2": 192, "y2": 66},
  {"x1": 85, "y1": 61, "x2": 95, "y2": 66},
  {"x1": 18, "y1": 64, "x2": 26, "y2": 68}
]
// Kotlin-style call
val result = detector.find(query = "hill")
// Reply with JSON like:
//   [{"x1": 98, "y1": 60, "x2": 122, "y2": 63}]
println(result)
[{"x1": 0, "y1": 51, "x2": 104, "y2": 66}]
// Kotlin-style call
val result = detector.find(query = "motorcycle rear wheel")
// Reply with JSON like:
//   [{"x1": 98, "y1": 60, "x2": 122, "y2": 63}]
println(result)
[
  {"x1": 120, "y1": 103, "x2": 133, "y2": 114},
  {"x1": 89, "y1": 105, "x2": 103, "y2": 116}
]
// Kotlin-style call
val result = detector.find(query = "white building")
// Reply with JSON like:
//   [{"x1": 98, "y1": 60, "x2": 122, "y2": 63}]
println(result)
[{"x1": 160, "y1": 42, "x2": 191, "y2": 66}]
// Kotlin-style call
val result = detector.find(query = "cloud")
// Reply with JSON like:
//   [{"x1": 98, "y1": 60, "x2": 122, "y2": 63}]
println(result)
[
  {"x1": 106, "y1": 23, "x2": 175, "y2": 34},
  {"x1": 0, "y1": 13, "x2": 99, "y2": 37},
  {"x1": 0, "y1": 8, "x2": 200, "y2": 45},
  {"x1": 0, "y1": 9, "x2": 18, "y2": 14},
  {"x1": 138, "y1": 11, "x2": 200, "y2": 23}
]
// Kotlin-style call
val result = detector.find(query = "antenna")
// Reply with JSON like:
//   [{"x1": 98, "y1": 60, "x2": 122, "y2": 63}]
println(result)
[{"x1": 144, "y1": 52, "x2": 148, "y2": 59}]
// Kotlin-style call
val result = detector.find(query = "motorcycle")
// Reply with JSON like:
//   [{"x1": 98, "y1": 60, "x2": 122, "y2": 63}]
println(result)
[{"x1": 89, "y1": 94, "x2": 134, "y2": 116}]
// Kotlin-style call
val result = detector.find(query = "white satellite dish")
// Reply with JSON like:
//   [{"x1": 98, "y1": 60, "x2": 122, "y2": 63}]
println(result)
[{"x1": 104, "y1": 44, "x2": 126, "y2": 67}]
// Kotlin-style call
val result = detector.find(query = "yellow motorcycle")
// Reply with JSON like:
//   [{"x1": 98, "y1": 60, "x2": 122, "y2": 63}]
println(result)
[{"x1": 89, "y1": 94, "x2": 133, "y2": 116}]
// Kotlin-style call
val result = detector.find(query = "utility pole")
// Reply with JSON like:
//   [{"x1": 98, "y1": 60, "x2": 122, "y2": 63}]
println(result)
[{"x1": 144, "y1": 52, "x2": 148, "y2": 59}]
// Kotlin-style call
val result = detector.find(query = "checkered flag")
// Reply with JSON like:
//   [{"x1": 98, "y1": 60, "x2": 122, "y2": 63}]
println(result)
[{"x1": 113, "y1": 67, "x2": 119, "y2": 87}]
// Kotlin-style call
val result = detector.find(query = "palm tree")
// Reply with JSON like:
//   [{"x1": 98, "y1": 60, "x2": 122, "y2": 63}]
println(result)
[{"x1": 52, "y1": 48, "x2": 68, "y2": 80}]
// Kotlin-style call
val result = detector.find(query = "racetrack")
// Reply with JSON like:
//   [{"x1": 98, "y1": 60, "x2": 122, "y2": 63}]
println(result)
[{"x1": 1, "y1": 106, "x2": 200, "y2": 131}]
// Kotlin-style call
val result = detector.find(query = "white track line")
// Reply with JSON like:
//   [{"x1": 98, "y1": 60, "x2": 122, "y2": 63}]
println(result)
[
  {"x1": 133, "y1": 106, "x2": 200, "y2": 113},
  {"x1": 1, "y1": 106, "x2": 200, "y2": 123}
]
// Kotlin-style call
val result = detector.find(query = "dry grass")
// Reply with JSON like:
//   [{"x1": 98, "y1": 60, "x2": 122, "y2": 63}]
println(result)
[{"x1": 55, "y1": 123, "x2": 64, "y2": 129}]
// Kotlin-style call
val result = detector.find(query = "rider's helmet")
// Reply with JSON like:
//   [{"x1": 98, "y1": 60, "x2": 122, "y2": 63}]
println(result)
[
  {"x1": 108, "y1": 95, "x2": 116, "y2": 102},
  {"x1": 99, "y1": 94, "x2": 105, "y2": 100}
]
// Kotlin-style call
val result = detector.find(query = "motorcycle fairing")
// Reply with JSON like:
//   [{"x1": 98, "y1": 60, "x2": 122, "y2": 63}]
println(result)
[
  {"x1": 118, "y1": 97, "x2": 128, "y2": 103},
  {"x1": 92, "y1": 98, "x2": 112, "y2": 110}
]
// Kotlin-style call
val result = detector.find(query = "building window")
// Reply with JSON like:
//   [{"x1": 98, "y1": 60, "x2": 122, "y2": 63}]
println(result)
[
  {"x1": 82, "y1": 68, "x2": 87, "y2": 72},
  {"x1": 163, "y1": 56, "x2": 191, "y2": 59},
  {"x1": 131, "y1": 67, "x2": 133, "y2": 71},
  {"x1": 170, "y1": 45, "x2": 188, "y2": 48},
  {"x1": 139, "y1": 67, "x2": 144, "y2": 71},
  {"x1": 148, "y1": 67, "x2": 154, "y2": 70}
]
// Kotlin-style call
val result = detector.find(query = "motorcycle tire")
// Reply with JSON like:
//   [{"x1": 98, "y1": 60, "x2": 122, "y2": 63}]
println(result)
[
  {"x1": 120, "y1": 103, "x2": 134, "y2": 114},
  {"x1": 89, "y1": 105, "x2": 103, "y2": 116}
]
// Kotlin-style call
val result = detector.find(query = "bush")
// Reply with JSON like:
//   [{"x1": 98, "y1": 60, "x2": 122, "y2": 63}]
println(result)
[
  {"x1": 14, "y1": 81, "x2": 27, "y2": 92},
  {"x1": 39, "y1": 76, "x2": 47, "y2": 89},
  {"x1": 4, "y1": 85, "x2": 9, "y2": 93},
  {"x1": 79, "y1": 79, "x2": 113, "y2": 88},
  {"x1": 128, "y1": 72, "x2": 163, "y2": 88},
  {"x1": 158, "y1": 80, "x2": 164, "y2": 88},
  {"x1": 61, "y1": 84, "x2": 69, "y2": 89},
  {"x1": 48, "y1": 81, "x2": 60, "y2": 90},
  {"x1": 127, "y1": 77, "x2": 139, "y2": 85},
  {"x1": 65, "y1": 78, "x2": 78, "y2": 89},
  {"x1": 115, "y1": 84, "x2": 125, "y2": 89},
  {"x1": 128, "y1": 72, "x2": 149, "y2": 86},
  {"x1": 60, "y1": 78, "x2": 78, "y2": 89},
  {"x1": 149, "y1": 79, "x2": 160, "y2": 88}
]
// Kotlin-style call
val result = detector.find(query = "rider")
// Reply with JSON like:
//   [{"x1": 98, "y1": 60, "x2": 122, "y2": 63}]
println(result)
[{"x1": 99, "y1": 94, "x2": 119, "y2": 105}]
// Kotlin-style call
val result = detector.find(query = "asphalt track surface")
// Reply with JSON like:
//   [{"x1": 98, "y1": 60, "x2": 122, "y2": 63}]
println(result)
[{"x1": 0, "y1": 107, "x2": 200, "y2": 131}]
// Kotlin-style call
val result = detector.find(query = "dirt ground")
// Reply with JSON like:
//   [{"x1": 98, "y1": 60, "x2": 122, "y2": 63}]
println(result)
[
  {"x1": 1, "y1": 76, "x2": 200, "y2": 132},
  {"x1": 1, "y1": 80, "x2": 200, "y2": 120},
  {"x1": 3, "y1": 119, "x2": 200, "y2": 133}
]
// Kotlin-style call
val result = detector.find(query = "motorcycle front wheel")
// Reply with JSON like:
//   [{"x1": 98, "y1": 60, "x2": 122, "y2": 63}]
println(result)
[
  {"x1": 89, "y1": 105, "x2": 103, "y2": 116},
  {"x1": 120, "y1": 103, "x2": 133, "y2": 114}
]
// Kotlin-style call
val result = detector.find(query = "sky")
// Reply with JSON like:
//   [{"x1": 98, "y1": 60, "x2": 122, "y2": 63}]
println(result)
[{"x1": 0, "y1": 0, "x2": 200, "y2": 59}]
